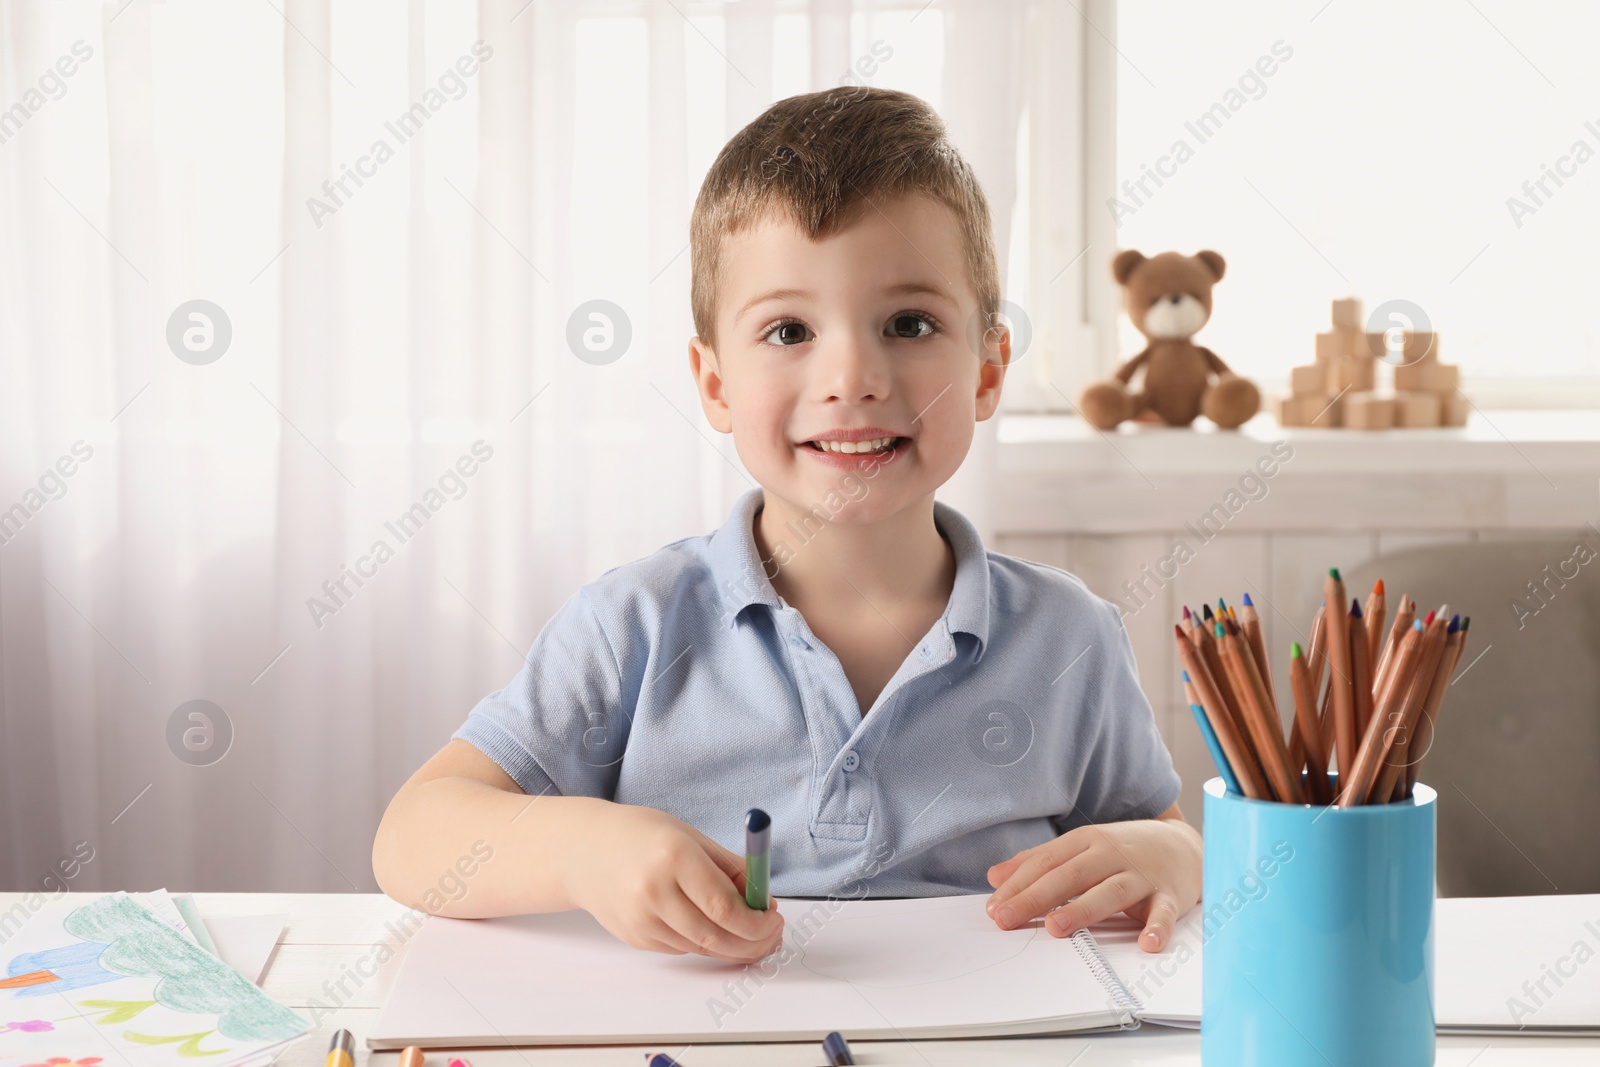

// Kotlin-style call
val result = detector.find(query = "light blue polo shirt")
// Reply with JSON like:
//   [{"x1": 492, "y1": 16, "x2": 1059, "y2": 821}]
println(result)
[{"x1": 454, "y1": 487, "x2": 1180, "y2": 898}]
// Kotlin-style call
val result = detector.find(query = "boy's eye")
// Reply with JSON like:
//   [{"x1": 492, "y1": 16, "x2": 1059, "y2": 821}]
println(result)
[
  {"x1": 887, "y1": 312, "x2": 938, "y2": 339},
  {"x1": 762, "y1": 319, "x2": 813, "y2": 346}
]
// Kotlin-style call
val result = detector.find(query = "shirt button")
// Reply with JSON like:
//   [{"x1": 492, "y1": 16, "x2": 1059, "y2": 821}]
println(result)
[
  {"x1": 790, "y1": 634, "x2": 808, "y2": 650},
  {"x1": 841, "y1": 750, "x2": 860, "y2": 772}
]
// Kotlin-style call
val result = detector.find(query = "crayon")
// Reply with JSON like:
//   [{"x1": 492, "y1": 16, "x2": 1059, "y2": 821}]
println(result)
[{"x1": 325, "y1": 1031, "x2": 354, "y2": 1067}]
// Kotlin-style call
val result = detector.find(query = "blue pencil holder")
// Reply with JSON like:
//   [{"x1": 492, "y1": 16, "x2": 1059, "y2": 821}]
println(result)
[{"x1": 1201, "y1": 775, "x2": 1435, "y2": 1067}]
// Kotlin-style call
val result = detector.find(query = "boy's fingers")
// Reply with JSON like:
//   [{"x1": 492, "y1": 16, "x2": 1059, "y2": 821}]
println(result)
[
  {"x1": 683, "y1": 829, "x2": 763, "y2": 902},
  {"x1": 676, "y1": 851, "x2": 783, "y2": 943},
  {"x1": 1136, "y1": 893, "x2": 1181, "y2": 952},
  {"x1": 986, "y1": 834, "x2": 1094, "y2": 907},
  {"x1": 690, "y1": 830, "x2": 748, "y2": 883},
  {"x1": 658, "y1": 886, "x2": 779, "y2": 964},
  {"x1": 1043, "y1": 872, "x2": 1147, "y2": 938},
  {"x1": 988, "y1": 850, "x2": 1117, "y2": 929},
  {"x1": 986, "y1": 833, "x2": 1092, "y2": 913},
  {"x1": 627, "y1": 916, "x2": 696, "y2": 956},
  {"x1": 985, "y1": 855, "x2": 1025, "y2": 887}
]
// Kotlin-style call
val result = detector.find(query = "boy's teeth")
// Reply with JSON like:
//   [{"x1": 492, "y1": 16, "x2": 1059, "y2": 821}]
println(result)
[{"x1": 811, "y1": 437, "x2": 896, "y2": 454}]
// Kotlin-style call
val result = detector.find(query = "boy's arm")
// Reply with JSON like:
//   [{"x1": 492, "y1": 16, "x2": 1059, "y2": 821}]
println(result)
[
  {"x1": 372, "y1": 739, "x2": 786, "y2": 964},
  {"x1": 372, "y1": 738, "x2": 599, "y2": 917}
]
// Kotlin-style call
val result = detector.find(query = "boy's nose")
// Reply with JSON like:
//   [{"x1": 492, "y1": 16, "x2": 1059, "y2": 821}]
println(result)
[{"x1": 816, "y1": 334, "x2": 892, "y2": 402}]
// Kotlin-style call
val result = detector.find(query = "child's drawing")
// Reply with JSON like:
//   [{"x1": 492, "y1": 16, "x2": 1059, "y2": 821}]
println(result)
[{"x1": 0, "y1": 895, "x2": 307, "y2": 1067}]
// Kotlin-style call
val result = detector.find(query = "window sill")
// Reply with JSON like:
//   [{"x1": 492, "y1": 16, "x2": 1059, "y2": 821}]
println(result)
[{"x1": 994, "y1": 411, "x2": 1600, "y2": 534}]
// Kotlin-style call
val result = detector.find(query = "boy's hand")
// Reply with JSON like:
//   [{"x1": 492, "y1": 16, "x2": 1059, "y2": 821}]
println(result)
[
  {"x1": 562, "y1": 803, "x2": 785, "y2": 965},
  {"x1": 983, "y1": 811, "x2": 1201, "y2": 952}
]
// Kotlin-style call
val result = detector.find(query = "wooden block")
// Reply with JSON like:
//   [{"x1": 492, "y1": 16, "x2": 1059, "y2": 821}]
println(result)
[
  {"x1": 1393, "y1": 390, "x2": 1442, "y2": 428},
  {"x1": 1394, "y1": 361, "x2": 1459, "y2": 392},
  {"x1": 1331, "y1": 297, "x2": 1363, "y2": 329},
  {"x1": 1316, "y1": 393, "x2": 1345, "y2": 427},
  {"x1": 1289, "y1": 364, "x2": 1328, "y2": 395},
  {"x1": 1273, "y1": 394, "x2": 1340, "y2": 427},
  {"x1": 1273, "y1": 395, "x2": 1313, "y2": 427},
  {"x1": 1441, "y1": 390, "x2": 1470, "y2": 427},
  {"x1": 1343, "y1": 391, "x2": 1395, "y2": 430},
  {"x1": 1364, "y1": 331, "x2": 1394, "y2": 361},
  {"x1": 1328, "y1": 356, "x2": 1376, "y2": 392},
  {"x1": 1315, "y1": 330, "x2": 1365, "y2": 364},
  {"x1": 1403, "y1": 332, "x2": 1438, "y2": 362}
]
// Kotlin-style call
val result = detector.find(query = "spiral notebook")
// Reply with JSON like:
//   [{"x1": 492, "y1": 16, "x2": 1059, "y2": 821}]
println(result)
[
  {"x1": 369, "y1": 894, "x2": 1165, "y2": 1047},
  {"x1": 369, "y1": 891, "x2": 1600, "y2": 1046}
]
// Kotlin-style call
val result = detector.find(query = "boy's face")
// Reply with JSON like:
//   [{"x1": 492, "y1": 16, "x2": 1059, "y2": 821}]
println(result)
[{"x1": 688, "y1": 192, "x2": 1008, "y2": 526}]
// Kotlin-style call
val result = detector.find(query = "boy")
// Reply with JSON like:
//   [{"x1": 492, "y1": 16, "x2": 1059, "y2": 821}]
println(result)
[{"x1": 373, "y1": 87, "x2": 1199, "y2": 966}]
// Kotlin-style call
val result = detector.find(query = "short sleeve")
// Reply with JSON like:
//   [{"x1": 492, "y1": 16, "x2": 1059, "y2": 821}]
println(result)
[
  {"x1": 452, "y1": 587, "x2": 632, "y2": 799},
  {"x1": 1051, "y1": 600, "x2": 1182, "y2": 832}
]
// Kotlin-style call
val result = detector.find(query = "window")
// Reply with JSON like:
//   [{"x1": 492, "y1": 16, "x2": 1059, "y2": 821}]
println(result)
[{"x1": 1111, "y1": 0, "x2": 1600, "y2": 406}]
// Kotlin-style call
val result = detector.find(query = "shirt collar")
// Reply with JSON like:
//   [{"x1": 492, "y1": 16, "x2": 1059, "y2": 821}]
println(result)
[{"x1": 708, "y1": 488, "x2": 991, "y2": 658}]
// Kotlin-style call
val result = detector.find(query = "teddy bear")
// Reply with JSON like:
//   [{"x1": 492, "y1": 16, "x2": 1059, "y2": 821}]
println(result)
[{"x1": 1078, "y1": 249, "x2": 1260, "y2": 430}]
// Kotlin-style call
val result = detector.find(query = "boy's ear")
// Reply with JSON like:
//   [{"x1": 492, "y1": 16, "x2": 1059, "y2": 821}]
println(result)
[
  {"x1": 687, "y1": 336, "x2": 733, "y2": 433},
  {"x1": 973, "y1": 323, "x2": 1010, "y2": 422}
]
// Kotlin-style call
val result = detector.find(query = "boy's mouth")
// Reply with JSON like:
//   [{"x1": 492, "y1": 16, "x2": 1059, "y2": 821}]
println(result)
[
  {"x1": 802, "y1": 436, "x2": 905, "y2": 454},
  {"x1": 796, "y1": 429, "x2": 911, "y2": 465}
]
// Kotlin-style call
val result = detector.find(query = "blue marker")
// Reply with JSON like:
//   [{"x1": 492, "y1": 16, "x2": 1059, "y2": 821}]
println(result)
[
  {"x1": 823, "y1": 1031, "x2": 855, "y2": 1065},
  {"x1": 645, "y1": 1055, "x2": 685, "y2": 1067}
]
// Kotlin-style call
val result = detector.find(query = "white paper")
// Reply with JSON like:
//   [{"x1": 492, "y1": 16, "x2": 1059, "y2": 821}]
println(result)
[
  {"x1": 205, "y1": 914, "x2": 290, "y2": 986},
  {"x1": 370, "y1": 894, "x2": 1131, "y2": 1047},
  {"x1": 170, "y1": 893, "x2": 219, "y2": 955},
  {"x1": 1091, "y1": 909, "x2": 1203, "y2": 1028},
  {"x1": 1434, "y1": 893, "x2": 1600, "y2": 1032},
  {"x1": 1094, "y1": 893, "x2": 1600, "y2": 1034}
]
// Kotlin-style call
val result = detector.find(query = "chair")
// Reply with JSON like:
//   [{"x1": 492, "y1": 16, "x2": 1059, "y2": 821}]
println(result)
[{"x1": 1345, "y1": 537, "x2": 1600, "y2": 897}]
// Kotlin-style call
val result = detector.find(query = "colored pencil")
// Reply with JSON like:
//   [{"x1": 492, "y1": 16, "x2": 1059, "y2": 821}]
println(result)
[
  {"x1": 1175, "y1": 629, "x2": 1268, "y2": 799},
  {"x1": 1338, "y1": 619, "x2": 1426, "y2": 806},
  {"x1": 1191, "y1": 701, "x2": 1243, "y2": 796},
  {"x1": 1288, "y1": 642, "x2": 1333, "y2": 804},
  {"x1": 1239, "y1": 592, "x2": 1276, "y2": 715},
  {"x1": 1184, "y1": 668, "x2": 1241, "y2": 793},
  {"x1": 1374, "y1": 594, "x2": 1416, "y2": 695},
  {"x1": 1348, "y1": 598, "x2": 1375, "y2": 742},
  {"x1": 1196, "y1": 611, "x2": 1243, "y2": 722},
  {"x1": 1217, "y1": 622, "x2": 1304, "y2": 803},
  {"x1": 1404, "y1": 616, "x2": 1467, "y2": 796},
  {"x1": 1323, "y1": 569, "x2": 1356, "y2": 797},
  {"x1": 1365, "y1": 579, "x2": 1387, "y2": 666},
  {"x1": 1307, "y1": 600, "x2": 1329, "y2": 686},
  {"x1": 1287, "y1": 600, "x2": 1328, "y2": 775},
  {"x1": 1176, "y1": 574, "x2": 1463, "y2": 807},
  {"x1": 1369, "y1": 612, "x2": 1449, "y2": 803}
]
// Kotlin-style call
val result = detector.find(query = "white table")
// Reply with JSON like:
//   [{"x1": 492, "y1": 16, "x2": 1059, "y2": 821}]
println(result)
[{"x1": 11, "y1": 892, "x2": 1597, "y2": 1066}]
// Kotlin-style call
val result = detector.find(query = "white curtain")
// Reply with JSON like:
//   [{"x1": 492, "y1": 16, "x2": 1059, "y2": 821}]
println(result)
[{"x1": 0, "y1": 0, "x2": 1027, "y2": 892}]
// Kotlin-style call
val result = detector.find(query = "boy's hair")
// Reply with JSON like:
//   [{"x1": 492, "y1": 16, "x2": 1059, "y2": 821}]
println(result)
[{"x1": 690, "y1": 86, "x2": 1000, "y2": 353}]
